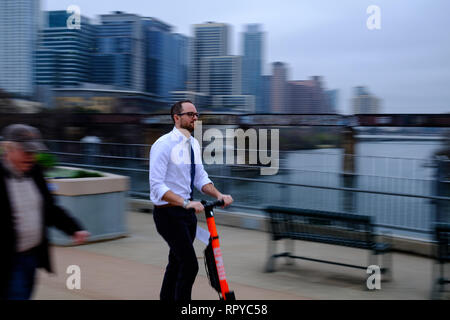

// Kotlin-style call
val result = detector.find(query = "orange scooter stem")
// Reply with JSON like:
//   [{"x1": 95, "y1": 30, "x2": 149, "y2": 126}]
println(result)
[{"x1": 202, "y1": 200, "x2": 236, "y2": 300}]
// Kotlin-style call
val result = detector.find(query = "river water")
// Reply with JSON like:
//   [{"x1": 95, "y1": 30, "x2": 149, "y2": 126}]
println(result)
[{"x1": 202, "y1": 140, "x2": 445, "y2": 240}]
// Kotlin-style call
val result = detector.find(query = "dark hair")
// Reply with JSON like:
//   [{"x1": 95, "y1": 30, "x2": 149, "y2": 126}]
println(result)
[{"x1": 170, "y1": 100, "x2": 193, "y2": 123}]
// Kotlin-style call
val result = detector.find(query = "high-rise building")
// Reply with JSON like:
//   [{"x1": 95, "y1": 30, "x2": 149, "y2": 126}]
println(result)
[
  {"x1": 144, "y1": 18, "x2": 188, "y2": 99},
  {"x1": 189, "y1": 22, "x2": 229, "y2": 93},
  {"x1": 242, "y1": 24, "x2": 263, "y2": 112},
  {"x1": 212, "y1": 95, "x2": 255, "y2": 113},
  {"x1": 271, "y1": 62, "x2": 288, "y2": 113},
  {"x1": 36, "y1": 11, "x2": 95, "y2": 87},
  {"x1": 170, "y1": 91, "x2": 210, "y2": 108},
  {"x1": 261, "y1": 75, "x2": 272, "y2": 113},
  {"x1": 200, "y1": 55, "x2": 241, "y2": 96},
  {"x1": 0, "y1": 0, "x2": 41, "y2": 97},
  {"x1": 325, "y1": 89, "x2": 339, "y2": 113},
  {"x1": 287, "y1": 76, "x2": 330, "y2": 114},
  {"x1": 352, "y1": 86, "x2": 381, "y2": 114},
  {"x1": 173, "y1": 33, "x2": 190, "y2": 92},
  {"x1": 92, "y1": 12, "x2": 145, "y2": 91},
  {"x1": 188, "y1": 21, "x2": 255, "y2": 112}
]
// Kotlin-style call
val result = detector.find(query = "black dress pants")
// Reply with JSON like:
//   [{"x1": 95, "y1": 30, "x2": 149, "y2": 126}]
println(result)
[{"x1": 153, "y1": 206, "x2": 198, "y2": 301}]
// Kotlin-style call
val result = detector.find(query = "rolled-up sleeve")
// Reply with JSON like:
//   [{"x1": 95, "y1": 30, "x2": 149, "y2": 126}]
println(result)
[
  {"x1": 194, "y1": 162, "x2": 213, "y2": 193},
  {"x1": 149, "y1": 140, "x2": 170, "y2": 203}
]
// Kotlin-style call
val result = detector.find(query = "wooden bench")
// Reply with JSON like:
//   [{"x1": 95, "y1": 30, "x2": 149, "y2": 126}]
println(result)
[{"x1": 264, "y1": 206, "x2": 392, "y2": 281}]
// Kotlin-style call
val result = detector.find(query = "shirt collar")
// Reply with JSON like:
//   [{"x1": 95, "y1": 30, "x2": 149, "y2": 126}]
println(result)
[{"x1": 172, "y1": 126, "x2": 194, "y2": 144}]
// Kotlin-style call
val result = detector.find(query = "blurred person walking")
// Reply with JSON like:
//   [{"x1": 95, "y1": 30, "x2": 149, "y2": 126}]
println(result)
[
  {"x1": 0, "y1": 124, "x2": 89, "y2": 300},
  {"x1": 149, "y1": 100, "x2": 233, "y2": 301}
]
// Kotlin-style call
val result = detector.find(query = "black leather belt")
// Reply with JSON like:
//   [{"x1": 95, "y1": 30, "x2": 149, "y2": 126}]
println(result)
[{"x1": 154, "y1": 204, "x2": 178, "y2": 209}]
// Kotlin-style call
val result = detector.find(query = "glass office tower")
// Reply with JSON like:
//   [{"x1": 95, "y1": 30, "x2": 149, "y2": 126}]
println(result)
[
  {"x1": 190, "y1": 22, "x2": 229, "y2": 93},
  {"x1": 92, "y1": 12, "x2": 145, "y2": 91},
  {"x1": 0, "y1": 0, "x2": 41, "y2": 97},
  {"x1": 144, "y1": 18, "x2": 188, "y2": 99},
  {"x1": 242, "y1": 24, "x2": 264, "y2": 112},
  {"x1": 36, "y1": 11, "x2": 95, "y2": 87}
]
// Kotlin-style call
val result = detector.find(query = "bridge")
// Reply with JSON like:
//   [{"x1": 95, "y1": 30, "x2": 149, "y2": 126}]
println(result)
[{"x1": 1, "y1": 112, "x2": 449, "y2": 128}]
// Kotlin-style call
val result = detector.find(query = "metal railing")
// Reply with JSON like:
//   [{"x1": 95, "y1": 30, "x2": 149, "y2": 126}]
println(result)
[{"x1": 44, "y1": 139, "x2": 450, "y2": 240}]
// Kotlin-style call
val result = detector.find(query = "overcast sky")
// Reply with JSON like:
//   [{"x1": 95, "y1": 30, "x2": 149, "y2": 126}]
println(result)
[{"x1": 44, "y1": 0, "x2": 450, "y2": 114}]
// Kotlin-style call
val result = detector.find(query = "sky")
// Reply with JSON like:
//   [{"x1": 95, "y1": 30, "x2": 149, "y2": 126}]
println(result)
[{"x1": 44, "y1": 0, "x2": 450, "y2": 114}]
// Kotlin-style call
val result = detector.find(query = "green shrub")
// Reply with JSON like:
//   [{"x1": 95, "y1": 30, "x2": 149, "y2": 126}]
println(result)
[
  {"x1": 35, "y1": 153, "x2": 57, "y2": 169},
  {"x1": 71, "y1": 170, "x2": 103, "y2": 178},
  {"x1": 45, "y1": 167, "x2": 103, "y2": 179}
]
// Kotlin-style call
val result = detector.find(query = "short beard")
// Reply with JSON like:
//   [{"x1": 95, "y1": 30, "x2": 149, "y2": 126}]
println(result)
[{"x1": 181, "y1": 122, "x2": 194, "y2": 133}]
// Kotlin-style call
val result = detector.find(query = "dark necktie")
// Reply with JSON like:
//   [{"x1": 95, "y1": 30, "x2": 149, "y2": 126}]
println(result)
[{"x1": 190, "y1": 142, "x2": 196, "y2": 200}]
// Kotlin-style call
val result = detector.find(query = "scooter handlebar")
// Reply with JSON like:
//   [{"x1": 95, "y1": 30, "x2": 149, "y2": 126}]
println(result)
[
  {"x1": 186, "y1": 199, "x2": 225, "y2": 214},
  {"x1": 201, "y1": 199, "x2": 225, "y2": 208}
]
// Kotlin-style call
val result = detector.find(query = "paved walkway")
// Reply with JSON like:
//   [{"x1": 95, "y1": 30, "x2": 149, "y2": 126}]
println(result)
[{"x1": 33, "y1": 210, "x2": 446, "y2": 300}]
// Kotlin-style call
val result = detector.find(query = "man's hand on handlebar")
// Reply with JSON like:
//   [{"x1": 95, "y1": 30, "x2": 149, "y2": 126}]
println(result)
[
  {"x1": 186, "y1": 201, "x2": 204, "y2": 214},
  {"x1": 217, "y1": 194, "x2": 233, "y2": 208}
]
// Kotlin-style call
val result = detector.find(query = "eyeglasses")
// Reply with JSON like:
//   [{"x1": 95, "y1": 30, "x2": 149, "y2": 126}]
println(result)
[{"x1": 177, "y1": 112, "x2": 200, "y2": 118}]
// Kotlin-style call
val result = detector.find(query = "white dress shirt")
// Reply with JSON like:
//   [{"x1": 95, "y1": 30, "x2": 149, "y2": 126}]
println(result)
[{"x1": 149, "y1": 126, "x2": 213, "y2": 205}]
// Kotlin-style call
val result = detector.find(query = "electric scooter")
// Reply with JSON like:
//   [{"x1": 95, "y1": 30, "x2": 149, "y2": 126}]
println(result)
[{"x1": 200, "y1": 199, "x2": 236, "y2": 301}]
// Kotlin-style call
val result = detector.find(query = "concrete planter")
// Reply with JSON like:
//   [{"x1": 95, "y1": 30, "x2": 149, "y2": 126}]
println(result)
[{"x1": 47, "y1": 167, "x2": 129, "y2": 245}]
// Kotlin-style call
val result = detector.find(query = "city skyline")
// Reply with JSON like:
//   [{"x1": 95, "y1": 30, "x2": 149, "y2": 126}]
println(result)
[{"x1": 43, "y1": 0, "x2": 450, "y2": 114}]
